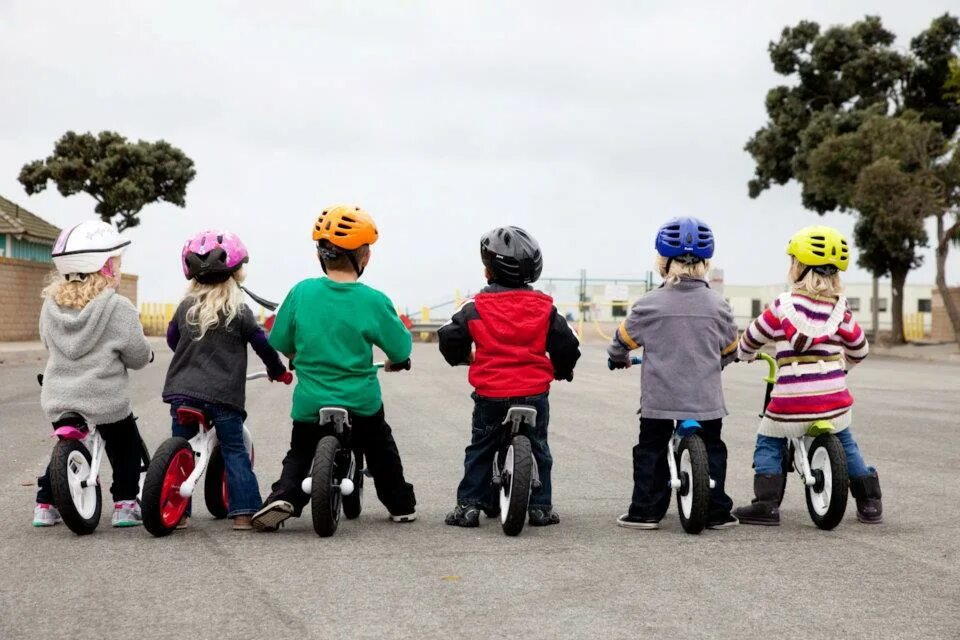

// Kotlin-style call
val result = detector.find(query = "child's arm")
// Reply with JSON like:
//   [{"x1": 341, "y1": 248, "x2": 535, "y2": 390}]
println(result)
[
  {"x1": 546, "y1": 307, "x2": 580, "y2": 381},
  {"x1": 738, "y1": 301, "x2": 780, "y2": 362},
  {"x1": 267, "y1": 286, "x2": 298, "y2": 356},
  {"x1": 373, "y1": 295, "x2": 413, "y2": 366},
  {"x1": 438, "y1": 300, "x2": 475, "y2": 366},
  {"x1": 607, "y1": 302, "x2": 644, "y2": 364},
  {"x1": 719, "y1": 298, "x2": 739, "y2": 368},
  {"x1": 115, "y1": 298, "x2": 152, "y2": 370},
  {"x1": 837, "y1": 311, "x2": 869, "y2": 368},
  {"x1": 166, "y1": 319, "x2": 180, "y2": 351},
  {"x1": 241, "y1": 305, "x2": 288, "y2": 381}
]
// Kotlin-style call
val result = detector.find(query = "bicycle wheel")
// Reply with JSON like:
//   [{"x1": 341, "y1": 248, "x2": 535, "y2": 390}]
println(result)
[
  {"x1": 778, "y1": 441, "x2": 793, "y2": 507},
  {"x1": 311, "y1": 436, "x2": 342, "y2": 537},
  {"x1": 499, "y1": 435, "x2": 533, "y2": 536},
  {"x1": 805, "y1": 434, "x2": 849, "y2": 530},
  {"x1": 342, "y1": 450, "x2": 364, "y2": 520},
  {"x1": 676, "y1": 435, "x2": 709, "y2": 534},
  {"x1": 50, "y1": 440, "x2": 101, "y2": 536},
  {"x1": 204, "y1": 446, "x2": 229, "y2": 519},
  {"x1": 142, "y1": 438, "x2": 195, "y2": 537}
]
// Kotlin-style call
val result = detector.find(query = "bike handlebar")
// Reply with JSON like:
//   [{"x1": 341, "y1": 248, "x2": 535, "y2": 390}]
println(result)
[
  {"x1": 757, "y1": 352, "x2": 777, "y2": 383},
  {"x1": 607, "y1": 356, "x2": 643, "y2": 370},
  {"x1": 246, "y1": 372, "x2": 270, "y2": 381}
]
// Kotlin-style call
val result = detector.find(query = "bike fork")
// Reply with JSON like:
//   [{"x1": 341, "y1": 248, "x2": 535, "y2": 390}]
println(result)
[
  {"x1": 82, "y1": 433, "x2": 105, "y2": 489},
  {"x1": 790, "y1": 437, "x2": 817, "y2": 486},
  {"x1": 666, "y1": 436, "x2": 717, "y2": 490}
]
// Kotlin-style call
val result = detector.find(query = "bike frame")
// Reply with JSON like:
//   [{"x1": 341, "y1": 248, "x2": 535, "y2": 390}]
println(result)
[
  {"x1": 492, "y1": 406, "x2": 541, "y2": 489},
  {"x1": 665, "y1": 421, "x2": 717, "y2": 491},
  {"x1": 54, "y1": 426, "x2": 105, "y2": 491}
]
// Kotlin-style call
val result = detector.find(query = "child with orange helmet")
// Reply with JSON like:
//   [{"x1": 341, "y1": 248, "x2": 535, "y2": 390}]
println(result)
[{"x1": 252, "y1": 205, "x2": 417, "y2": 531}]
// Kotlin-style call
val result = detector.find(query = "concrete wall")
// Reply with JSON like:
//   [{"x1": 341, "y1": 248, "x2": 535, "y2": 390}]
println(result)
[
  {"x1": 931, "y1": 287, "x2": 960, "y2": 342},
  {"x1": 0, "y1": 256, "x2": 138, "y2": 341}
]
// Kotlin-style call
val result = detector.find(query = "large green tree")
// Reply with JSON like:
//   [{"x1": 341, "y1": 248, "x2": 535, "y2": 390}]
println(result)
[
  {"x1": 19, "y1": 131, "x2": 196, "y2": 232},
  {"x1": 746, "y1": 14, "x2": 960, "y2": 344}
]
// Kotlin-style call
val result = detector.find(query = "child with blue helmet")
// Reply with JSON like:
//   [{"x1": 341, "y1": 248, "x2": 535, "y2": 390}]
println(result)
[{"x1": 608, "y1": 217, "x2": 740, "y2": 530}]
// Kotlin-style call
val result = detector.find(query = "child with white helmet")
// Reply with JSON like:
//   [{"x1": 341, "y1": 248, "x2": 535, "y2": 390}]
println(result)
[
  {"x1": 34, "y1": 220, "x2": 153, "y2": 528},
  {"x1": 735, "y1": 226, "x2": 881, "y2": 525},
  {"x1": 162, "y1": 230, "x2": 291, "y2": 531}
]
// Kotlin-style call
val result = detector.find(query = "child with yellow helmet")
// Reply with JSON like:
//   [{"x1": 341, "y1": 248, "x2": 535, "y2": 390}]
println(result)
[
  {"x1": 251, "y1": 205, "x2": 416, "y2": 531},
  {"x1": 735, "y1": 226, "x2": 882, "y2": 525}
]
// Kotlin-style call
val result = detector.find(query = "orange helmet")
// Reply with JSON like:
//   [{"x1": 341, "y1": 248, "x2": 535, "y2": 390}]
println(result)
[{"x1": 312, "y1": 205, "x2": 378, "y2": 251}]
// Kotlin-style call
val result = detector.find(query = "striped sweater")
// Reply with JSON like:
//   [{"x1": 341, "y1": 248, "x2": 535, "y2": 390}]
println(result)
[{"x1": 738, "y1": 292, "x2": 868, "y2": 437}]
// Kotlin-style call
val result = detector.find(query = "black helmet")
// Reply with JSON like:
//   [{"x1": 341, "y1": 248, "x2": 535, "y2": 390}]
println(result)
[{"x1": 480, "y1": 226, "x2": 543, "y2": 287}]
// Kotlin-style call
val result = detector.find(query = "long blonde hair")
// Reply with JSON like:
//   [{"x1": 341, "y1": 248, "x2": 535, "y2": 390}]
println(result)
[
  {"x1": 788, "y1": 258, "x2": 843, "y2": 298},
  {"x1": 41, "y1": 256, "x2": 120, "y2": 309},
  {"x1": 656, "y1": 255, "x2": 711, "y2": 286},
  {"x1": 184, "y1": 269, "x2": 246, "y2": 340}
]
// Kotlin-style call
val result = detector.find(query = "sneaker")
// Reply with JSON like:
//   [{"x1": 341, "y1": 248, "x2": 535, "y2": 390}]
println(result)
[
  {"x1": 707, "y1": 513, "x2": 739, "y2": 530},
  {"x1": 251, "y1": 500, "x2": 294, "y2": 532},
  {"x1": 112, "y1": 500, "x2": 142, "y2": 527},
  {"x1": 390, "y1": 511, "x2": 417, "y2": 523},
  {"x1": 176, "y1": 516, "x2": 189, "y2": 530},
  {"x1": 617, "y1": 513, "x2": 660, "y2": 530},
  {"x1": 528, "y1": 508, "x2": 560, "y2": 526},
  {"x1": 232, "y1": 515, "x2": 253, "y2": 531},
  {"x1": 33, "y1": 503, "x2": 61, "y2": 527},
  {"x1": 444, "y1": 504, "x2": 480, "y2": 527}
]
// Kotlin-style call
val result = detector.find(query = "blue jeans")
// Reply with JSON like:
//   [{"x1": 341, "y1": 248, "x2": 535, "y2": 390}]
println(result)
[
  {"x1": 169, "y1": 400, "x2": 262, "y2": 517},
  {"x1": 753, "y1": 428, "x2": 873, "y2": 478},
  {"x1": 457, "y1": 393, "x2": 553, "y2": 511}
]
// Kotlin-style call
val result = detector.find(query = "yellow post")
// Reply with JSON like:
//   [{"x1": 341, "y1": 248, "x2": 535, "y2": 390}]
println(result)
[
  {"x1": 455, "y1": 288, "x2": 462, "y2": 309},
  {"x1": 420, "y1": 306, "x2": 431, "y2": 342}
]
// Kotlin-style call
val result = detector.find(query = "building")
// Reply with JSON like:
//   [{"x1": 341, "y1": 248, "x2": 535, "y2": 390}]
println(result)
[{"x1": 0, "y1": 194, "x2": 61, "y2": 261}]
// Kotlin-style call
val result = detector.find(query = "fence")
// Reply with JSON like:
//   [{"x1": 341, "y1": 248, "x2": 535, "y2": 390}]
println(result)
[{"x1": 140, "y1": 303, "x2": 271, "y2": 336}]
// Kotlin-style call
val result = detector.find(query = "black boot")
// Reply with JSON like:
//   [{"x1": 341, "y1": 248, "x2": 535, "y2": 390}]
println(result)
[
  {"x1": 732, "y1": 474, "x2": 783, "y2": 526},
  {"x1": 850, "y1": 471, "x2": 883, "y2": 524}
]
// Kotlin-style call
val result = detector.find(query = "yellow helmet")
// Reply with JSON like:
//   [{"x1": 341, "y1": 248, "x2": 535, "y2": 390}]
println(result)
[{"x1": 786, "y1": 226, "x2": 849, "y2": 272}]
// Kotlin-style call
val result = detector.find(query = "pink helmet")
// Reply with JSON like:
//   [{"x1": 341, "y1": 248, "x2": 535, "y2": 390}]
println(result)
[{"x1": 181, "y1": 230, "x2": 249, "y2": 284}]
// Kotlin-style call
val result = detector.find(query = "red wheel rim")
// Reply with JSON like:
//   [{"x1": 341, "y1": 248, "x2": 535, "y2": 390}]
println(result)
[
  {"x1": 160, "y1": 449, "x2": 195, "y2": 528},
  {"x1": 221, "y1": 471, "x2": 229, "y2": 511}
]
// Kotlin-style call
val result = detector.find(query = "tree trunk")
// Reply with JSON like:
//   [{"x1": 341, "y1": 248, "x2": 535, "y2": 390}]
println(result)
[
  {"x1": 934, "y1": 214, "x2": 960, "y2": 348},
  {"x1": 889, "y1": 268, "x2": 907, "y2": 344}
]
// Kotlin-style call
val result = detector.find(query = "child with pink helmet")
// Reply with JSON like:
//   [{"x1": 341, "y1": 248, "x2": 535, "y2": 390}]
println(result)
[{"x1": 162, "y1": 230, "x2": 292, "y2": 530}]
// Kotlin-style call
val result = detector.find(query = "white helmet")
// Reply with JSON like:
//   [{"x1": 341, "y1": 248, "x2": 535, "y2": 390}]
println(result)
[{"x1": 51, "y1": 220, "x2": 130, "y2": 278}]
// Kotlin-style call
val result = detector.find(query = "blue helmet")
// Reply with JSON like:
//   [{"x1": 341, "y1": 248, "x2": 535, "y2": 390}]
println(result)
[{"x1": 655, "y1": 217, "x2": 715, "y2": 260}]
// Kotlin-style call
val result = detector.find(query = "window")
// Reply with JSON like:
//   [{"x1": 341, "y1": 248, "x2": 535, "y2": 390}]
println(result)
[
  {"x1": 612, "y1": 303, "x2": 628, "y2": 318},
  {"x1": 918, "y1": 299, "x2": 932, "y2": 313},
  {"x1": 751, "y1": 299, "x2": 762, "y2": 317},
  {"x1": 848, "y1": 297, "x2": 861, "y2": 312},
  {"x1": 870, "y1": 298, "x2": 888, "y2": 313}
]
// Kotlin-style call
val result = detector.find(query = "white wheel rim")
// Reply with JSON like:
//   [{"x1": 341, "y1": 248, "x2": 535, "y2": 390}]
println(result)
[
  {"x1": 499, "y1": 445, "x2": 514, "y2": 524},
  {"x1": 809, "y1": 446, "x2": 831, "y2": 516},
  {"x1": 66, "y1": 450, "x2": 97, "y2": 519},
  {"x1": 678, "y1": 448, "x2": 693, "y2": 517}
]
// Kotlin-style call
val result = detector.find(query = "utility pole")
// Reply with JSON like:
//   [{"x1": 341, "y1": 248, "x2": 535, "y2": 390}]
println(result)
[{"x1": 871, "y1": 276, "x2": 880, "y2": 340}]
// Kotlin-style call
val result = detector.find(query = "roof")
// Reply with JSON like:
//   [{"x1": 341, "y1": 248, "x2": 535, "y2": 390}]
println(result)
[{"x1": 0, "y1": 194, "x2": 61, "y2": 245}]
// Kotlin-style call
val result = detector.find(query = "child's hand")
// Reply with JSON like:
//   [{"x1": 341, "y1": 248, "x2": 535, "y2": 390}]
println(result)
[
  {"x1": 385, "y1": 359, "x2": 412, "y2": 372},
  {"x1": 273, "y1": 371, "x2": 294, "y2": 385},
  {"x1": 607, "y1": 357, "x2": 631, "y2": 370}
]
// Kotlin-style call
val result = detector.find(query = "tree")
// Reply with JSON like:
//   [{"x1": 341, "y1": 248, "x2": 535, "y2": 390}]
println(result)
[
  {"x1": 19, "y1": 131, "x2": 196, "y2": 232},
  {"x1": 746, "y1": 14, "x2": 960, "y2": 344}
]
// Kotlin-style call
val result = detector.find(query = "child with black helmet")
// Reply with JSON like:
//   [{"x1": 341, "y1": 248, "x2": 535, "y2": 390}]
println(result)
[
  {"x1": 439, "y1": 226, "x2": 580, "y2": 527},
  {"x1": 608, "y1": 217, "x2": 740, "y2": 530}
]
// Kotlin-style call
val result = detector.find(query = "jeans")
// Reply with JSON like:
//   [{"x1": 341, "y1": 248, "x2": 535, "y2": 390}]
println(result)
[
  {"x1": 629, "y1": 417, "x2": 733, "y2": 522},
  {"x1": 456, "y1": 392, "x2": 553, "y2": 511},
  {"x1": 170, "y1": 400, "x2": 262, "y2": 517},
  {"x1": 37, "y1": 414, "x2": 144, "y2": 504},
  {"x1": 753, "y1": 427, "x2": 873, "y2": 478},
  {"x1": 264, "y1": 405, "x2": 416, "y2": 517}
]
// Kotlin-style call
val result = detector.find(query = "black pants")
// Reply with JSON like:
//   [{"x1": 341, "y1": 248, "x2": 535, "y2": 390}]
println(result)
[
  {"x1": 629, "y1": 417, "x2": 733, "y2": 521},
  {"x1": 264, "y1": 405, "x2": 416, "y2": 517},
  {"x1": 37, "y1": 414, "x2": 144, "y2": 504}
]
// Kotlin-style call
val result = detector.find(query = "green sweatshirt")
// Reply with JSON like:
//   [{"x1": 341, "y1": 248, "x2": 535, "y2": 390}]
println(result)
[{"x1": 269, "y1": 277, "x2": 412, "y2": 420}]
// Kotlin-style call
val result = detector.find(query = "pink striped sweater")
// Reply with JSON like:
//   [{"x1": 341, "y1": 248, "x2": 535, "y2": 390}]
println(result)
[{"x1": 738, "y1": 292, "x2": 868, "y2": 437}]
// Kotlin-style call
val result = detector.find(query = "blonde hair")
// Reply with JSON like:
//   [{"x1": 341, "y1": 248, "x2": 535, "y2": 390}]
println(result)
[
  {"x1": 184, "y1": 269, "x2": 246, "y2": 340},
  {"x1": 42, "y1": 271, "x2": 112, "y2": 309},
  {"x1": 788, "y1": 258, "x2": 843, "y2": 298},
  {"x1": 656, "y1": 255, "x2": 711, "y2": 287}
]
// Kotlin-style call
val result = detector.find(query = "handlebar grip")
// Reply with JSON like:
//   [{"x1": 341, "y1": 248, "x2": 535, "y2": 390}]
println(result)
[{"x1": 607, "y1": 356, "x2": 642, "y2": 370}]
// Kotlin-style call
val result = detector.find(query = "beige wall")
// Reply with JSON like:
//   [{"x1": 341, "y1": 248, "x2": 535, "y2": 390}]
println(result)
[
  {"x1": 0, "y1": 256, "x2": 138, "y2": 341},
  {"x1": 931, "y1": 287, "x2": 960, "y2": 342}
]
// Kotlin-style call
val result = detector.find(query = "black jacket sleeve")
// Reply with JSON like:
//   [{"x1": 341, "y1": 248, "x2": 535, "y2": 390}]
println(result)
[
  {"x1": 438, "y1": 301, "x2": 476, "y2": 366},
  {"x1": 546, "y1": 307, "x2": 580, "y2": 381}
]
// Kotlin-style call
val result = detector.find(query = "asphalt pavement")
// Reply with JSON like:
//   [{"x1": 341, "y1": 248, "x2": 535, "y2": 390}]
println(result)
[{"x1": 1, "y1": 343, "x2": 958, "y2": 640}]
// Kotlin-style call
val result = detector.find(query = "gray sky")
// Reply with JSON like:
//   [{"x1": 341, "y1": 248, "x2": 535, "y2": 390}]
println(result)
[{"x1": 2, "y1": 1, "x2": 958, "y2": 311}]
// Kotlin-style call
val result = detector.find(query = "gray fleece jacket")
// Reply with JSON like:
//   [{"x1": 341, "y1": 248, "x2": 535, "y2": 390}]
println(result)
[
  {"x1": 39, "y1": 288, "x2": 152, "y2": 425},
  {"x1": 607, "y1": 277, "x2": 739, "y2": 421}
]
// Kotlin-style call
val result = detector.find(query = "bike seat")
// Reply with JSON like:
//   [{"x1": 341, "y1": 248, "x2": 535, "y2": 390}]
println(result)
[
  {"x1": 175, "y1": 406, "x2": 212, "y2": 431},
  {"x1": 806, "y1": 420, "x2": 835, "y2": 437},
  {"x1": 502, "y1": 406, "x2": 537, "y2": 428},
  {"x1": 319, "y1": 408, "x2": 351, "y2": 432},
  {"x1": 675, "y1": 420, "x2": 701, "y2": 437},
  {"x1": 52, "y1": 412, "x2": 87, "y2": 429}
]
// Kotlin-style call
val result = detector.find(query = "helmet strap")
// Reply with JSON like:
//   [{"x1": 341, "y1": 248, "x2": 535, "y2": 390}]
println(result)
[
  {"x1": 65, "y1": 273, "x2": 87, "y2": 283},
  {"x1": 795, "y1": 266, "x2": 812, "y2": 282},
  {"x1": 347, "y1": 252, "x2": 364, "y2": 277},
  {"x1": 665, "y1": 258, "x2": 674, "y2": 275}
]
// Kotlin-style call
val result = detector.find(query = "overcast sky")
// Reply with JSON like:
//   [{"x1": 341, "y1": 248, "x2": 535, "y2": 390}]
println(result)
[{"x1": 2, "y1": 1, "x2": 958, "y2": 311}]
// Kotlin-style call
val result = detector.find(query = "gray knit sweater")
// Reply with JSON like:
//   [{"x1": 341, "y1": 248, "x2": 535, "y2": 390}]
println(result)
[{"x1": 39, "y1": 288, "x2": 152, "y2": 425}]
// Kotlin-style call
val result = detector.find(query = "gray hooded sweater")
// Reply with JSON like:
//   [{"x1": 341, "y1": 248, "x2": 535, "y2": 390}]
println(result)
[{"x1": 39, "y1": 288, "x2": 152, "y2": 425}]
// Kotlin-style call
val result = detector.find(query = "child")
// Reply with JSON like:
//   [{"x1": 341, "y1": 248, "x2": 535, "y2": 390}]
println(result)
[
  {"x1": 439, "y1": 226, "x2": 580, "y2": 527},
  {"x1": 252, "y1": 205, "x2": 417, "y2": 530},
  {"x1": 35, "y1": 220, "x2": 152, "y2": 528},
  {"x1": 734, "y1": 226, "x2": 881, "y2": 525},
  {"x1": 608, "y1": 217, "x2": 739, "y2": 530},
  {"x1": 163, "y1": 230, "x2": 291, "y2": 530}
]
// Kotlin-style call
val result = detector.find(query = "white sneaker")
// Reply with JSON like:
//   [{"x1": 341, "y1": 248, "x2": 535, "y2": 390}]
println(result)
[
  {"x1": 390, "y1": 511, "x2": 417, "y2": 523},
  {"x1": 112, "y1": 500, "x2": 142, "y2": 527},
  {"x1": 33, "y1": 503, "x2": 61, "y2": 527}
]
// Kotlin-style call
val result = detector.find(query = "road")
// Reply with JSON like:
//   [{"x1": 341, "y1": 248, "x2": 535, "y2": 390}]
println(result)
[{"x1": 1, "y1": 343, "x2": 958, "y2": 640}]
